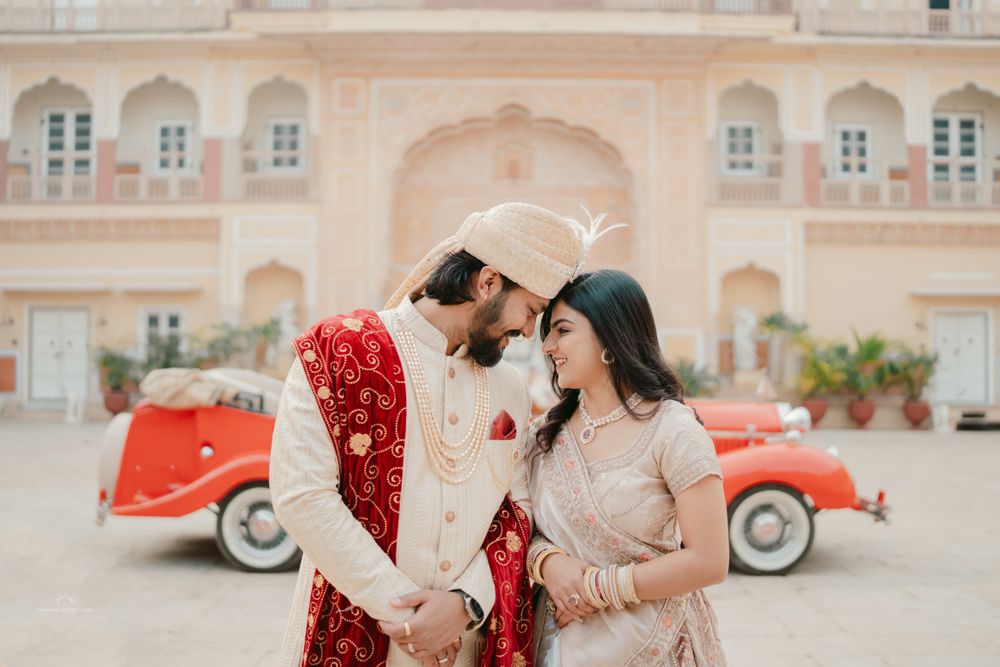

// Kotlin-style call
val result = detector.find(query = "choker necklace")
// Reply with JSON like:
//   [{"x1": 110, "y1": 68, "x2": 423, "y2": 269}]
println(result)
[{"x1": 578, "y1": 393, "x2": 642, "y2": 445}]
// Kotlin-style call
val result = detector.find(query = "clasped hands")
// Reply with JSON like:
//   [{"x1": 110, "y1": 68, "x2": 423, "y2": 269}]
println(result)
[
  {"x1": 540, "y1": 553, "x2": 601, "y2": 628},
  {"x1": 379, "y1": 590, "x2": 468, "y2": 666}
]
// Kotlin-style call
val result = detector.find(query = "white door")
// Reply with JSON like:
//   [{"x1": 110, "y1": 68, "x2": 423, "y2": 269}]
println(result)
[
  {"x1": 29, "y1": 308, "x2": 89, "y2": 403},
  {"x1": 933, "y1": 310, "x2": 990, "y2": 405}
]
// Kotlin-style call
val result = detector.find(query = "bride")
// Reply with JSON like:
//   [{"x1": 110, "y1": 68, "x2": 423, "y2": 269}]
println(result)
[{"x1": 527, "y1": 269, "x2": 728, "y2": 666}]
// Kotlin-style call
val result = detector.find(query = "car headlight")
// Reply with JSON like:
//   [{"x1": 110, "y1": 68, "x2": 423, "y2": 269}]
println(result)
[{"x1": 781, "y1": 406, "x2": 812, "y2": 434}]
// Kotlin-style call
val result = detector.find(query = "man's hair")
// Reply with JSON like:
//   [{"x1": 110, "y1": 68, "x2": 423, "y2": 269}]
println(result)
[{"x1": 422, "y1": 250, "x2": 519, "y2": 305}]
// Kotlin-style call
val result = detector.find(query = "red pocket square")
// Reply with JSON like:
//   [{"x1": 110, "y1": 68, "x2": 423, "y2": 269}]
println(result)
[{"x1": 490, "y1": 410, "x2": 517, "y2": 440}]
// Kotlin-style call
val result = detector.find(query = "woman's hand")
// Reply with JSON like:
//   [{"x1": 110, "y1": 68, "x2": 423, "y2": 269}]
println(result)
[{"x1": 541, "y1": 553, "x2": 598, "y2": 626}]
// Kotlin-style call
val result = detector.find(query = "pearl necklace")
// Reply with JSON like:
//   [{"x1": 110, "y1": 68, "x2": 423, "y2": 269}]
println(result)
[
  {"x1": 395, "y1": 317, "x2": 491, "y2": 485},
  {"x1": 578, "y1": 393, "x2": 642, "y2": 445}
]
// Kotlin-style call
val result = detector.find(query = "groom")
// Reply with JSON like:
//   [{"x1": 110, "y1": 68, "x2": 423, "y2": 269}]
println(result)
[{"x1": 271, "y1": 203, "x2": 585, "y2": 666}]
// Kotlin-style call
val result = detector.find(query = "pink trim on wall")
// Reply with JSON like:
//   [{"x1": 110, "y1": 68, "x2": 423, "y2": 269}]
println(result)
[
  {"x1": 203, "y1": 138, "x2": 222, "y2": 202},
  {"x1": 96, "y1": 139, "x2": 116, "y2": 203},
  {"x1": 802, "y1": 142, "x2": 822, "y2": 207},
  {"x1": 0, "y1": 140, "x2": 8, "y2": 202},
  {"x1": 908, "y1": 144, "x2": 928, "y2": 208}
]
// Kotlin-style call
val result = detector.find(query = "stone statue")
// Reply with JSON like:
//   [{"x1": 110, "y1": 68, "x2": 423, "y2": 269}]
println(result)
[{"x1": 732, "y1": 306, "x2": 758, "y2": 372}]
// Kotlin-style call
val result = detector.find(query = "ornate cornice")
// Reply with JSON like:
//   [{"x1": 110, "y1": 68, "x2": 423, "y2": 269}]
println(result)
[
  {"x1": 805, "y1": 221, "x2": 1000, "y2": 245},
  {"x1": 0, "y1": 218, "x2": 220, "y2": 241}
]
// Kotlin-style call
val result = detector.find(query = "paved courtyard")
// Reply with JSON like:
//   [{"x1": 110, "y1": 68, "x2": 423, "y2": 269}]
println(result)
[{"x1": 1, "y1": 417, "x2": 998, "y2": 667}]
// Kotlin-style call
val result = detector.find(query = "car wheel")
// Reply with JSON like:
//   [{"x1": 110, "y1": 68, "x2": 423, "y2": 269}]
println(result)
[
  {"x1": 728, "y1": 484, "x2": 814, "y2": 576},
  {"x1": 215, "y1": 482, "x2": 301, "y2": 573}
]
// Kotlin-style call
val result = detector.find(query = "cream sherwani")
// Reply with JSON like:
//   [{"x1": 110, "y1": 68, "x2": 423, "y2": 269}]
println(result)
[{"x1": 271, "y1": 297, "x2": 533, "y2": 667}]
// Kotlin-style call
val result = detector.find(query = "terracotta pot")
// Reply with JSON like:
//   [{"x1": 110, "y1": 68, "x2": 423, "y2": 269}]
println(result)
[
  {"x1": 103, "y1": 390, "x2": 129, "y2": 416},
  {"x1": 801, "y1": 397, "x2": 828, "y2": 427},
  {"x1": 848, "y1": 398, "x2": 876, "y2": 428},
  {"x1": 903, "y1": 399, "x2": 931, "y2": 429}
]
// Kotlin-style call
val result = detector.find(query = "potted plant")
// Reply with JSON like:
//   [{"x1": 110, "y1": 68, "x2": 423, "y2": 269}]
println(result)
[
  {"x1": 674, "y1": 359, "x2": 719, "y2": 398},
  {"x1": 760, "y1": 311, "x2": 808, "y2": 390},
  {"x1": 96, "y1": 346, "x2": 136, "y2": 416},
  {"x1": 796, "y1": 339, "x2": 848, "y2": 426},
  {"x1": 884, "y1": 346, "x2": 939, "y2": 429},
  {"x1": 845, "y1": 330, "x2": 889, "y2": 428}
]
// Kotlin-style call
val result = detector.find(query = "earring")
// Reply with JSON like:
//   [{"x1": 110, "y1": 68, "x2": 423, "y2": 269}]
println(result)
[{"x1": 601, "y1": 349, "x2": 614, "y2": 365}]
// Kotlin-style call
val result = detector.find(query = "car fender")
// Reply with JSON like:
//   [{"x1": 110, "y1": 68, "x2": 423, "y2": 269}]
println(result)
[
  {"x1": 111, "y1": 453, "x2": 270, "y2": 517},
  {"x1": 719, "y1": 444, "x2": 857, "y2": 510}
]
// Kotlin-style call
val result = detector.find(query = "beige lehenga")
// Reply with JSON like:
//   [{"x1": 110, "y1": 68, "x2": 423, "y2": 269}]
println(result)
[{"x1": 528, "y1": 399, "x2": 726, "y2": 666}]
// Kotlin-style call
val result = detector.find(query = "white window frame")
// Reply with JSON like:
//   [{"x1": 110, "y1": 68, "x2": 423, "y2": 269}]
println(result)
[
  {"x1": 720, "y1": 121, "x2": 760, "y2": 176},
  {"x1": 265, "y1": 117, "x2": 306, "y2": 174},
  {"x1": 833, "y1": 123, "x2": 875, "y2": 180},
  {"x1": 153, "y1": 120, "x2": 195, "y2": 176},
  {"x1": 930, "y1": 112, "x2": 982, "y2": 183},
  {"x1": 138, "y1": 307, "x2": 187, "y2": 359},
  {"x1": 42, "y1": 107, "x2": 93, "y2": 177}
]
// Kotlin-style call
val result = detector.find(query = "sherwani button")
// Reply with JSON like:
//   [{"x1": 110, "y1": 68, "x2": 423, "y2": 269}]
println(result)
[
  {"x1": 317, "y1": 387, "x2": 331, "y2": 399},
  {"x1": 448, "y1": 413, "x2": 459, "y2": 425},
  {"x1": 302, "y1": 350, "x2": 316, "y2": 362},
  {"x1": 445, "y1": 511, "x2": 456, "y2": 523},
  {"x1": 448, "y1": 367, "x2": 456, "y2": 379},
  {"x1": 440, "y1": 560, "x2": 451, "y2": 572}
]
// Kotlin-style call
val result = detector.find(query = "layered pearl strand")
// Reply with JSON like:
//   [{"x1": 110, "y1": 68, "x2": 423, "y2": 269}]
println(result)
[
  {"x1": 395, "y1": 317, "x2": 491, "y2": 485},
  {"x1": 578, "y1": 392, "x2": 642, "y2": 444}
]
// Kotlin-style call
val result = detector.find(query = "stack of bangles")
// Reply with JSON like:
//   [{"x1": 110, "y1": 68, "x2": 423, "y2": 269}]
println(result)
[
  {"x1": 527, "y1": 543, "x2": 567, "y2": 585},
  {"x1": 583, "y1": 563, "x2": 641, "y2": 611}
]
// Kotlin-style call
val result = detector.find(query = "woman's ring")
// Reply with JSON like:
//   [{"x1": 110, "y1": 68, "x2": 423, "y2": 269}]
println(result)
[
  {"x1": 437, "y1": 656, "x2": 449, "y2": 664},
  {"x1": 403, "y1": 621, "x2": 412, "y2": 637},
  {"x1": 567, "y1": 593, "x2": 580, "y2": 606},
  {"x1": 408, "y1": 643, "x2": 416, "y2": 654}
]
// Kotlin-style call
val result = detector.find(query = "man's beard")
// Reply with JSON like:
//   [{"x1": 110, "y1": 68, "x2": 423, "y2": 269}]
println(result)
[{"x1": 466, "y1": 291, "x2": 516, "y2": 368}]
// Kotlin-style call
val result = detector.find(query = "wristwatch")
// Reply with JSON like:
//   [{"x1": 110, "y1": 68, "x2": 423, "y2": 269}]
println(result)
[{"x1": 452, "y1": 589, "x2": 484, "y2": 630}]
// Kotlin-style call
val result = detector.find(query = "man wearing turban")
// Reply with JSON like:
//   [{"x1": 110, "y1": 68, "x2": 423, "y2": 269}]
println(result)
[{"x1": 271, "y1": 203, "x2": 586, "y2": 667}]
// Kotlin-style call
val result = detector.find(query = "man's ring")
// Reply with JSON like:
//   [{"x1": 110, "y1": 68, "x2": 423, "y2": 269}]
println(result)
[
  {"x1": 403, "y1": 621, "x2": 412, "y2": 637},
  {"x1": 567, "y1": 593, "x2": 580, "y2": 606},
  {"x1": 408, "y1": 643, "x2": 416, "y2": 654},
  {"x1": 545, "y1": 598, "x2": 557, "y2": 617},
  {"x1": 437, "y1": 656, "x2": 449, "y2": 664}
]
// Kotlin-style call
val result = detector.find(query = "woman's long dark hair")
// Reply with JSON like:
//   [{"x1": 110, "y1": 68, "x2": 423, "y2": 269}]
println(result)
[{"x1": 535, "y1": 269, "x2": 688, "y2": 453}]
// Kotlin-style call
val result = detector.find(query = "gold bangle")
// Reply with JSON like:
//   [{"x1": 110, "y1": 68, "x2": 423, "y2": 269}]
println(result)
[{"x1": 533, "y1": 547, "x2": 566, "y2": 586}]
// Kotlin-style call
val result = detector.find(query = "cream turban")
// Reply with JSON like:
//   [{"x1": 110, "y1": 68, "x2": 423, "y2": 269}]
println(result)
[{"x1": 385, "y1": 202, "x2": 586, "y2": 308}]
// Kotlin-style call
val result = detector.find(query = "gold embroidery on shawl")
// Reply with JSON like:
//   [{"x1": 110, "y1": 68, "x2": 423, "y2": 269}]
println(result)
[
  {"x1": 349, "y1": 433, "x2": 372, "y2": 456},
  {"x1": 505, "y1": 530, "x2": 522, "y2": 552}
]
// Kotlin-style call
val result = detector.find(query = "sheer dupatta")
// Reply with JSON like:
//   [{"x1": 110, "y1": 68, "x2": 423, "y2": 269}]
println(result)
[{"x1": 528, "y1": 401, "x2": 726, "y2": 666}]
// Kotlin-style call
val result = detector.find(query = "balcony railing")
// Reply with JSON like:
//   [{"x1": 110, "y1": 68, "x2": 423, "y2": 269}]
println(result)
[
  {"x1": 712, "y1": 154, "x2": 789, "y2": 205},
  {"x1": 236, "y1": 0, "x2": 793, "y2": 13},
  {"x1": 241, "y1": 149, "x2": 313, "y2": 199},
  {"x1": 821, "y1": 159, "x2": 910, "y2": 207},
  {"x1": 114, "y1": 152, "x2": 204, "y2": 202},
  {"x1": 6, "y1": 153, "x2": 94, "y2": 202},
  {"x1": 800, "y1": 1, "x2": 1000, "y2": 38},
  {"x1": 0, "y1": 0, "x2": 229, "y2": 33},
  {"x1": 929, "y1": 158, "x2": 1000, "y2": 208}
]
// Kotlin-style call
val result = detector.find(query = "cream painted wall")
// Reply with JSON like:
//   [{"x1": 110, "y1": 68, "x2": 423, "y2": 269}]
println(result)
[
  {"x1": 9, "y1": 81, "x2": 90, "y2": 162},
  {"x1": 118, "y1": 80, "x2": 199, "y2": 163},
  {"x1": 825, "y1": 85, "x2": 907, "y2": 177},
  {"x1": 804, "y1": 242, "x2": 1000, "y2": 350},
  {"x1": 718, "y1": 83, "x2": 782, "y2": 157},
  {"x1": 0, "y1": 240, "x2": 218, "y2": 271}
]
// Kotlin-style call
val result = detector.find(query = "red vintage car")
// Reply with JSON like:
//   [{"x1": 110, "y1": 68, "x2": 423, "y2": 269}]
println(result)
[{"x1": 97, "y1": 385, "x2": 887, "y2": 574}]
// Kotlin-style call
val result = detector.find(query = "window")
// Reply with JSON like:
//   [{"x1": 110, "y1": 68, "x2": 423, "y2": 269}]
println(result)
[
  {"x1": 931, "y1": 113, "x2": 981, "y2": 183},
  {"x1": 267, "y1": 119, "x2": 304, "y2": 173},
  {"x1": 833, "y1": 124, "x2": 872, "y2": 178},
  {"x1": 154, "y1": 121, "x2": 194, "y2": 175},
  {"x1": 140, "y1": 308, "x2": 185, "y2": 359},
  {"x1": 721, "y1": 122, "x2": 759, "y2": 175},
  {"x1": 43, "y1": 109, "x2": 92, "y2": 177}
]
